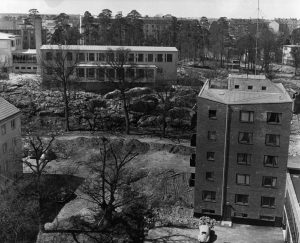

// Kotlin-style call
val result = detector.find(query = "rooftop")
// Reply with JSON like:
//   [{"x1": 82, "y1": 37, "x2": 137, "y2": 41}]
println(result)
[
  {"x1": 199, "y1": 74, "x2": 292, "y2": 104},
  {"x1": 40, "y1": 45, "x2": 178, "y2": 52},
  {"x1": 290, "y1": 172, "x2": 300, "y2": 205},
  {"x1": 0, "y1": 32, "x2": 20, "y2": 40},
  {"x1": 12, "y1": 49, "x2": 37, "y2": 55},
  {"x1": 0, "y1": 97, "x2": 20, "y2": 121}
]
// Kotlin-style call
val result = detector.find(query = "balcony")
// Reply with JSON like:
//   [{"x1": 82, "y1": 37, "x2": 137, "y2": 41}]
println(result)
[
  {"x1": 190, "y1": 134, "x2": 196, "y2": 147},
  {"x1": 190, "y1": 153, "x2": 196, "y2": 167}
]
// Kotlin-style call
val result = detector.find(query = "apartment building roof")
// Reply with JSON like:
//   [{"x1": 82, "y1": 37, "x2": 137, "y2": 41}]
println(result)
[
  {"x1": 12, "y1": 49, "x2": 36, "y2": 54},
  {"x1": 40, "y1": 45, "x2": 178, "y2": 52},
  {"x1": 199, "y1": 74, "x2": 292, "y2": 104},
  {"x1": 290, "y1": 172, "x2": 300, "y2": 205},
  {"x1": 0, "y1": 32, "x2": 19, "y2": 40},
  {"x1": 0, "y1": 97, "x2": 20, "y2": 121}
]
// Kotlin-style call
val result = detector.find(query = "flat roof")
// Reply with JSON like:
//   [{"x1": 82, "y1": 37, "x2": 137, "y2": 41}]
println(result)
[
  {"x1": 199, "y1": 74, "x2": 292, "y2": 104},
  {"x1": 0, "y1": 97, "x2": 20, "y2": 121},
  {"x1": 12, "y1": 49, "x2": 37, "y2": 54},
  {"x1": 40, "y1": 45, "x2": 178, "y2": 52},
  {"x1": 290, "y1": 173, "x2": 300, "y2": 204},
  {"x1": 77, "y1": 63, "x2": 157, "y2": 68},
  {"x1": 0, "y1": 32, "x2": 20, "y2": 40}
]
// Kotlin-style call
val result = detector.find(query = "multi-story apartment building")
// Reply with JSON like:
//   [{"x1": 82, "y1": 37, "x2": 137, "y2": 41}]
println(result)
[
  {"x1": 282, "y1": 45, "x2": 300, "y2": 66},
  {"x1": 40, "y1": 45, "x2": 178, "y2": 88},
  {"x1": 192, "y1": 74, "x2": 293, "y2": 226},
  {"x1": 0, "y1": 97, "x2": 22, "y2": 185}
]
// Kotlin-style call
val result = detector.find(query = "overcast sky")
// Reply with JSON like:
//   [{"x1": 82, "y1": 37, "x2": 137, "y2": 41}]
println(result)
[{"x1": 2, "y1": 0, "x2": 300, "y2": 19}]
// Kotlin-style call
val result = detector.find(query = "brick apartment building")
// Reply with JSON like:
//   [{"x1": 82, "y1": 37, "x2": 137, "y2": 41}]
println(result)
[
  {"x1": 192, "y1": 74, "x2": 293, "y2": 226},
  {"x1": 0, "y1": 97, "x2": 22, "y2": 186}
]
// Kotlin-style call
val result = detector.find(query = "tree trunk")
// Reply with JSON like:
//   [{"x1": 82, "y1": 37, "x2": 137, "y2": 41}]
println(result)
[
  {"x1": 121, "y1": 91, "x2": 130, "y2": 135},
  {"x1": 63, "y1": 79, "x2": 70, "y2": 131}
]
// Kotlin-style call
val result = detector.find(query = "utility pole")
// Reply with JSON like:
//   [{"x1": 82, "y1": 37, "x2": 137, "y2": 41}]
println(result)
[{"x1": 255, "y1": 0, "x2": 259, "y2": 75}]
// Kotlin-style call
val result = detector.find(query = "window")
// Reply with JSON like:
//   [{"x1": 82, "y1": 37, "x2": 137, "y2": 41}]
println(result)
[
  {"x1": 262, "y1": 176, "x2": 277, "y2": 188},
  {"x1": 12, "y1": 137, "x2": 17, "y2": 146},
  {"x1": 21, "y1": 67, "x2": 26, "y2": 70},
  {"x1": 33, "y1": 67, "x2": 37, "y2": 70},
  {"x1": 261, "y1": 197, "x2": 275, "y2": 208},
  {"x1": 107, "y1": 69, "x2": 115, "y2": 79},
  {"x1": 202, "y1": 191, "x2": 216, "y2": 202},
  {"x1": 11, "y1": 40, "x2": 15, "y2": 47},
  {"x1": 234, "y1": 212, "x2": 248, "y2": 218},
  {"x1": 248, "y1": 85, "x2": 253, "y2": 90},
  {"x1": 207, "y1": 152, "x2": 215, "y2": 161},
  {"x1": 27, "y1": 67, "x2": 31, "y2": 69},
  {"x1": 189, "y1": 173, "x2": 195, "y2": 187},
  {"x1": 237, "y1": 153, "x2": 251, "y2": 165},
  {"x1": 262, "y1": 86, "x2": 266, "y2": 90},
  {"x1": 1, "y1": 124, "x2": 6, "y2": 135},
  {"x1": 76, "y1": 68, "x2": 85, "y2": 78},
  {"x1": 235, "y1": 85, "x2": 239, "y2": 89},
  {"x1": 147, "y1": 53, "x2": 153, "y2": 62},
  {"x1": 240, "y1": 111, "x2": 254, "y2": 122},
  {"x1": 166, "y1": 54, "x2": 173, "y2": 62},
  {"x1": 206, "y1": 172, "x2": 214, "y2": 181},
  {"x1": 236, "y1": 174, "x2": 250, "y2": 185},
  {"x1": 126, "y1": 68, "x2": 135, "y2": 79},
  {"x1": 238, "y1": 132, "x2": 253, "y2": 144},
  {"x1": 87, "y1": 68, "x2": 95, "y2": 79},
  {"x1": 46, "y1": 52, "x2": 52, "y2": 60},
  {"x1": 267, "y1": 112, "x2": 282, "y2": 124},
  {"x1": 77, "y1": 53, "x2": 85, "y2": 62},
  {"x1": 235, "y1": 194, "x2": 249, "y2": 205},
  {"x1": 137, "y1": 53, "x2": 144, "y2": 62},
  {"x1": 2, "y1": 143, "x2": 7, "y2": 153},
  {"x1": 265, "y1": 134, "x2": 280, "y2": 147},
  {"x1": 97, "y1": 68, "x2": 105, "y2": 80},
  {"x1": 107, "y1": 53, "x2": 114, "y2": 62},
  {"x1": 208, "y1": 110, "x2": 217, "y2": 119},
  {"x1": 67, "y1": 52, "x2": 72, "y2": 61},
  {"x1": 208, "y1": 131, "x2": 216, "y2": 141},
  {"x1": 15, "y1": 66, "x2": 19, "y2": 69},
  {"x1": 56, "y1": 52, "x2": 62, "y2": 60},
  {"x1": 98, "y1": 53, "x2": 105, "y2": 61},
  {"x1": 259, "y1": 215, "x2": 275, "y2": 221},
  {"x1": 202, "y1": 209, "x2": 215, "y2": 214},
  {"x1": 264, "y1": 155, "x2": 278, "y2": 167},
  {"x1": 157, "y1": 54, "x2": 163, "y2": 62},
  {"x1": 11, "y1": 119, "x2": 16, "y2": 130},
  {"x1": 88, "y1": 53, "x2": 95, "y2": 61},
  {"x1": 137, "y1": 69, "x2": 145, "y2": 78},
  {"x1": 128, "y1": 53, "x2": 134, "y2": 62}
]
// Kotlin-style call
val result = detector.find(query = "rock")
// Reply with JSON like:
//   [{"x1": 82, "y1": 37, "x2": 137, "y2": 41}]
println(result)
[{"x1": 104, "y1": 89, "x2": 121, "y2": 99}]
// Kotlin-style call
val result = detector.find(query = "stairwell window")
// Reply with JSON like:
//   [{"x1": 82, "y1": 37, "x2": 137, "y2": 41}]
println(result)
[
  {"x1": 240, "y1": 111, "x2": 254, "y2": 123},
  {"x1": 265, "y1": 134, "x2": 280, "y2": 147},
  {"x1": 261, "y1": 196, "x2": 275, "y2": 208},
  {"x1": 208, "y1": 110, "x2": 217, "y2": 119},
  {"x1": 235, "y1": 194, "x2": 249, "y2": 205},
  {"x1": 208, "y1": 131, "x2": 216, "y2": 141},
  {"x1": 238, "y1": 132, "x2": 253, "y2": 144},
  {"x1": 262, "y1": 176, "x2": 277, "y2": 188},
  {"x1": 264, "y1": 155, "x2": 278, "y2": 167},
  {"x1": 202, "y1": 191, "x2": 216, "y2": 202},
  {"x1": 267, "y1": 112, "x2": 282, "y2": 124},
  {"x1": 207, "y1": 152, "x2": 215, "y2": 161}
]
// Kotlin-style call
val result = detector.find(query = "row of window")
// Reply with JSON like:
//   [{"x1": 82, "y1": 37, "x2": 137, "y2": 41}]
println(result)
[
  {"x1": 206, "y1": 152, "x2": 278, "y2": 167},
  {"x1": 208, "y1": 131, "x2": 281, "y2": 147},
  {"x1": 233, "y1": 84, "x2": 267, "y2": 91},
  {"x1": 1, "y1": 138, "x2": 18, "y2": 154},
  {"x1": 202, "y1": 191, "x2": 276, "y2": 208},
  {"x1": 208, "y1": 110, "x2": 282, "y2": 124},
  {"x1": 15, "y1": 66, "x2": 37, "y2": 70},
  {"x1": 45, "y1": 51, "x2": 174, "y2": 63},
  {"x1": 1, "y1": 120, "x2": 16, "y2": 135},
  {"x1": 204, "y1": 172, "x2": 277, "y2": 188}
]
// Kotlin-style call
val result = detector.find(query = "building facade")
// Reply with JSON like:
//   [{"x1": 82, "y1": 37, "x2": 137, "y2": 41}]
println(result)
[
  {"x1": 40, "y1": 45, "x2": 178, "y2": 84},
  {"x1": 0, "y1": 98, "x2": 22, "y2": 186},
  {"x1": 282, "y1": 45, "x2": 300, "y2": 66},
  {"x1": 192, "y1": 74, "x2": 293, "y2": 226}
]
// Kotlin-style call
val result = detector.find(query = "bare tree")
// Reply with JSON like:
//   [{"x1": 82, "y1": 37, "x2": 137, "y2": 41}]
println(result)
[
  {"x1": 40, "y1": 45, "x2": 79, "y2": 131},
  {"x1": 291, "y1": 47, "x2": 300, "y2": 76}
]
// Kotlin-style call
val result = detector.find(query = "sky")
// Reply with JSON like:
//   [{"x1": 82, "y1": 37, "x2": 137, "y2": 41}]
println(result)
[{"x1": 2, "y1": 0, "x2": 300, "y2": 19}]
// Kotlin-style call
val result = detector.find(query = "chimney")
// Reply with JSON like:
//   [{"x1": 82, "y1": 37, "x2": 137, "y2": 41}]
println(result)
[{"x1": 34, "y1": 16, "x2": 42, "y2": 74}]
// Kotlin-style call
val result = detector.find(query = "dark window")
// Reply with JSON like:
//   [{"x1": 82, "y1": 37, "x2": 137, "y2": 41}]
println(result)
[
  {"x1": 56, "y1": 52, "x2": 62, "y2": 60},
  {"x1": 237, "y1": 153, "x2": 251, "y2": 165},
  {"x1": 15, "y1": 66, "x2": 19, "y2": 69},
  {"x1": 235, "y1": 85, "x2": 240, "y2": 89},
  {"x1": 97, "y1": 68, "x2": 105, "y2": 80},
  {"x1": 208, "y1": 131, "x2": 216, "y2": 141},
  {"x1": 264, "y1": 155, "x2": 278, "y2": 167},
  {"x1": 76, "y1": 68, "x2": 85, "y2": 78},
  {"x1": 238, "y1": 132, "x2": 253, "y2": 144},
  {"x1": 21, "y1": 67, "x2": 26, "y2": 70},
  {"x1": 208, "y1": 110, "x2": 217, "y2": 119},
  {"x1": 267, "y1": 112, "x2": 282, "y2": 124},
  {"x1": 11, "y1": 40, "x2": 15, "y2": 47},
  {"x1": 206, "y1": 172, "x2": 214, "y2": 181},
  {"x1": 240, "y1": 111, "x2": 254, "y2": 122},
  {"x1": 46, "y1": 52, "x2": 52, "y2": 60},
  {"x1": 2, "y1": 143, "x2": 7, "y2": 153},
  {"x1": 248, "y1": 85, "x2": 253, "y2": 90},
  {"x1": 87, "y1": 68, "x2": 95, "y2": 79},
  {"x1": 67, "y1": 52, "x2": 72, "y2": 61},
  {"x1": 262, "y1": 86, "x2": 267, "y2": 90},
  {"x1": 259, "y1": 215, "x2": 275, "y2": 221},
  {"x1": 202, "y1": 191, "x2": 216, "y2": 202},
  {"x1": 27, "y1": 67, "x2": 31, "y2": 69},
  {"x1": 207, "y1": 152, "x2": 215, "y2": 161},
  {"x1": 137, "y1": 69, "x2": 145, "y2": 78},
  {"x1": 88, "y1": 53, "x2": 95, "y2": 61},
  {"x1": 166, "y1": 54, "x2": 173, "y2": 62},
  {"x1": 33, "y1": 67, "x2": 37, "y2": 70},
  {"x1": 189, "y1": 173, "x2": 195, "y2": 187},
  {"x1": 261, "y1": 197, "x2": 275, "y2": 208},
  {"x1": 234, "y1": 212, "x2": 248, "y2": 217},
  {"x1": 77, "y1": 53, "x2": 85, "y2": 62},
  {"x1": 148, "y1": 54, "x2": 153, "y2": 62},
  {"x1": 157, "y1": 54, "x2": 163, "y2": 62},
  {"x1": 137, "y1": 54, "x2": 144, "y2": 62},
  {"x1": 202, "y1": 209, "x2": 215, "y2": 214},
  {"x1": 107, "y1": 69, "x2": 115, "y2": 80},
  {"x1": 128, "y1": 53, "x2": 134, "y2": 62},
  {"x1": 98, "y1": 53, "x2": 105, "y2": 61},
  {"x1": 1, "y1": 124, "x2": 6, "y2": 135},
  {"x1": 126, "y1": 68, "x2": 135, "y2": 79},
  {"x1": 235, "y1": 194, "x2": 249, "y2": 205},
  {"x1": 236, "y1": 174, "x2": 250, "y2": 185},
  {"x1": 265, "y1": 134, "x2": 280, "y2": 147},
  {"x1": 107, "y1": 53, "x2": 114, "y2": 62},
  {"x1": 262, "y1": 176, "x2": 277, "y2": 188}
]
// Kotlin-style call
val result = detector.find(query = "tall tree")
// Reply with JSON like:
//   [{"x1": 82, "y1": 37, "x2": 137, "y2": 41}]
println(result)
[
  {"x1": 97, "y1": 9, "x2": 113, "y2": 45},
  {"x1": 82, "y1": 11, "x2": 95, "y2": 45},
  {"x1": 126, "y1": 10, "x2": 144, "y2": 45},
  {"x1": 291, "y1": 47, "x2": 300, "y2": 75}
]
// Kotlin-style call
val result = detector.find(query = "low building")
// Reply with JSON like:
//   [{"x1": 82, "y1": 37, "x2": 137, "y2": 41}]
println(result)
[
  {"x1": 282, "y1": 45, "x2": 300, "y2": 66},
  {"x1": 192, "y1": 74, "x2": 293, "y2": 226},
  {"x1": 0, "y1": 97, "x2": 22, "y2": 186},
  {"x1": 40, "y1": 45, "x2": 178, "y2": 91}
]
